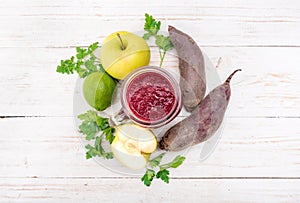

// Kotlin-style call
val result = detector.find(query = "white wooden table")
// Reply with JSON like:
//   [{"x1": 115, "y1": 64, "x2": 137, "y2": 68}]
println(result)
[{"x1": 1, "y1": 0, "x2": 300, "y2": 202}]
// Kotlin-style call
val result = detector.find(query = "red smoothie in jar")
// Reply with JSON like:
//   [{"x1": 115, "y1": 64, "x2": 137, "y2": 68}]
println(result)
[
  {"x1": 121, "y1": 66, "x2": 182, "y2": 128},
  {"x1": 127, "y1": 72, "x2": 176, "y2": 121}
]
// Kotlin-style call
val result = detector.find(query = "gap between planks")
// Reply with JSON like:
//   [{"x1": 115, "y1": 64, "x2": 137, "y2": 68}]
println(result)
[
  {"x1": 1, "y1": 116, "x2": 300, "y2": 119},
  {"x1": 2, "y1": 45, "x2": 300, "y2": 48},
  {"x1": 1, "y1": 176, "x2": 300, "y2": 180}
]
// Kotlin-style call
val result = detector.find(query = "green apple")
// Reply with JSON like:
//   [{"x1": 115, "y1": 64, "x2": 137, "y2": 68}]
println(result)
[
  {"x1": 83, "y1": 71, "x2": 116, "y2": 111},
  {"x1": 111, "y1": 124, "x2": 157, "y2": 170},
  {"x1": 100, "y1": 31, "x2": 150, "y2": 80}
]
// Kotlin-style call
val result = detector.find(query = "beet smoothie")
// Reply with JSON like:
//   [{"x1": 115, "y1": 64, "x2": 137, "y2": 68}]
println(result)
[
  {"x1": 127, "y1": 72, "x2": 176, "y2": 121},
  {"x1": 121, "y1": 66, "x2": 182, "y2": 128}
]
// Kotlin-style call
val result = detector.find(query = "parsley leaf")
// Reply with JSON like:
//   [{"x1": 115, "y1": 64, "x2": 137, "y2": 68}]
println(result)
[
  {"x1": 143, "y1": 13, "x2": 161, "y2": 39},
  {"x1": 76, "y1": 47, "x2": 88, "y2": 60},
  {"x1": 141, "y1": 153, "x2": 185, "y2": 186},
  {"x1": 143, "y1": 32, "x2": 152, "y2": 41},
  {"x1": 87, "y1": 42, "x2": 99, "y2": 54},
  {"x1": 159, "y1": 155, "x2": 186, "y2": 170},
  {"x1": 79, "y1": 121, "x2": 97, "y2": 140},
  {"x1": 85, "y1": 144, "x2": 101, "y2": 159},
  {"x1": 86, "y1": 150, "x2": 93, "y2": 159},
  {"x1": 149, "y1": 153, "x2": 166, "y2": 168},
  {"x1": 56, "y1": 42, "x2": 101, "y2": 78},
  {"x1": 94, "y1": 135, "x2": 114, "y2": 159},
  {"x1": 57, "y1": 56, "x2": 76, "y2": 74},
  {"x1": 156, "y1": 169, "x2": 170, "y2": 183},
  {"x1": 96, "y1": 117, "x2": 109, "y2": 130},
  {"x1": 78, "y1": 110, "x2": 99, "y2": 122},
  {"x1": 143, "y1": 13, "x2": 173, "y2": 67},
  {"x1": 85, "y1": 137, "x2": 113, "y2": 160},
  {"x1": 85, "y1": 57, "x2": 97, "y2": 72},
  {"x1": 141, "y1": 169, "x2": 155, "y2": 187},
  {"x1": 168, "y1": 155, "x2": 186, "y2": 168},
  {"x1": 155, "y1": 35, "x2": 173, "y2": 52},
  {"x1": 103, "y1": 127, "x2": 115, "y2": 144},
  {"x1": 78, "y1": 110, "x2": 115, "y2": 159}
]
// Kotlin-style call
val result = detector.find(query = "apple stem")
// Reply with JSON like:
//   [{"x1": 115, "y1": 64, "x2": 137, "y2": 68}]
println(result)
[{"x1": 117, "y1": 33, "x2": 126, "y2": 50}]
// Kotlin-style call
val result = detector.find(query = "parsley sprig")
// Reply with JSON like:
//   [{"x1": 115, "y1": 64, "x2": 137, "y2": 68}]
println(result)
[
  {"x1": 78, "y1": 111, "x2": 185, "y2": 186},
  {"x1": 143, "y1": 14, "x2": 161, "y2": 39},
  {"x1": 141, "y1": 153, "x2": 186, "y2": 186},
  {"x1": 78, "y1": 110, "x2": 115, "y2": 159},
  {"x1": 56, "y1": 42, "x2": 102, "y2": 78},
  {"x1": 143, "y1": 13, "x2": 173, "y2": 67}
]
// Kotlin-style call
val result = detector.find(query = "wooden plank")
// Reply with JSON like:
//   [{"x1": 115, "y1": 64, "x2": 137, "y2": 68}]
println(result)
[
  {"x1": 0, "y1": 16, "x2": 299, "y2": 47},
  {"x1": 2, "y1": 0, "x2": 300, "y2": 10},
  {"x1": 0, "y1": 178, "x2": 299, "y2": 202},
  {"x1": 0, "y1": 0, "x2": 299, "y2": 201},
  {"x1": 0, "y1": 117, "x2": 299, "y2": 178},
  {"x1": 0, "y1": 47, "x2": 299, "y2": 117},
  {"x1": 0, "y1": 0, "x2": 300, "y2": 47},
  {"x1": 1, "y1": 0, "x2": 300, "y2": 19}
]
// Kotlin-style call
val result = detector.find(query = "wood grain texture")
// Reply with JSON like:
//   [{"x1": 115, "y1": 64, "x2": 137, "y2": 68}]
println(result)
[
  {"x1": 0, "y1": 0, "x2": 300, "y2": 47},
  {"x1": 0, "y1": 47, "x2": 299, "y2": 117},
  {"x1": 1, "y1": 16, "x2": 299, "y2": 48},
  {"x1": 1, "y1": 178, "x2": 300, "y2": 202},
  {"x1": 0, "y1": 117, "x2": 299, "y2": 178},
  {"x1": 1, "y1": 0, "x2": 300, "y2": 202}
]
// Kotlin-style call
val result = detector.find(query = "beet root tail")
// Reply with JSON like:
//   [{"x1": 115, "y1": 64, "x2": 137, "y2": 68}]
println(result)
[{"x1": 225, "y1": 69, "x2": 242, "y2": 84}]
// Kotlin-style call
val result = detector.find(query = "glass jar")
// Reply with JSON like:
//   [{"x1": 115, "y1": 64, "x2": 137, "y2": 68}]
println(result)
[{"x1": 119, "y1": 66, "x2": 182, "y2": 128}]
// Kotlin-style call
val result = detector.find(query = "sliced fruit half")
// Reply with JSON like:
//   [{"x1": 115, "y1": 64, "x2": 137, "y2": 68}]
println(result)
[{"x1": 111, "y1": 124, "x2": 157, "y2": 170}]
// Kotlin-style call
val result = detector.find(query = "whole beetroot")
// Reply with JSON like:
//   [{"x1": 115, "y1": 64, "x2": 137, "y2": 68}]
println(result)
[
  {"x1": 159, "y1": 69, "x2": 241, "y2": 151},
  {"x1": 168, "y1": 25, "x2": 206, "y2": 112}
]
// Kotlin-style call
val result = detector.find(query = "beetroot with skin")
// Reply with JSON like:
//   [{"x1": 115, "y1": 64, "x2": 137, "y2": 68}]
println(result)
[
  {"x1": 168, "y1": 25, "x2": 206, "y2": 112},
  {"x1": 159, "y1": 69, "x2": 241, "y2": 151}
]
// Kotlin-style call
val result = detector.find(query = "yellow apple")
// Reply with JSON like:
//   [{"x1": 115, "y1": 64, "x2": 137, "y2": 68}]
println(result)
[
  {"x1": 111, "y1": 124, "x2": 157, "y2": 170},
  {"x1": 100, "y1": 31, "x2": 150, "y2": 80}
]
